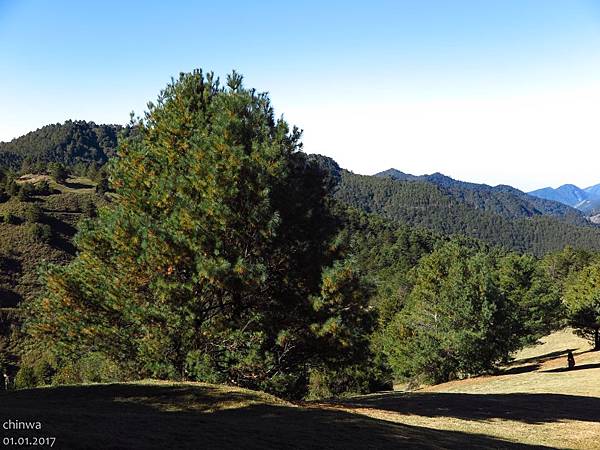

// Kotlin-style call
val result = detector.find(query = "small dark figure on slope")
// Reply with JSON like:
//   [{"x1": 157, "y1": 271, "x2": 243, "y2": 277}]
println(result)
[{"x1": 567, "y1": 350, "x2": 575, "y2": 370}]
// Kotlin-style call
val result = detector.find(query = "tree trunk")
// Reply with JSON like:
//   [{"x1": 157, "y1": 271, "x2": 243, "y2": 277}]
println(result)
[{"x1": 595, "y1": 328, "x2": 600, "y2": 351}]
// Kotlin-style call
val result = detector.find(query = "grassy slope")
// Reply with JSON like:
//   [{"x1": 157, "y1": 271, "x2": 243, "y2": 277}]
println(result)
[
  {"x1": 0, "y1": 380, "x2": 553, "y2": 450},
  {"x1": 0, "y1": 175, "x2": 100, "y2": 305},
  {"x1": 2, "y1": 330, "x2": 596, "y2": 449},
  {"x1": 0, "y1": 175, "x2": 104, "y2": 369},
  {"x1": 332, "y1": 329, "x2": 600, "y2": 449}
]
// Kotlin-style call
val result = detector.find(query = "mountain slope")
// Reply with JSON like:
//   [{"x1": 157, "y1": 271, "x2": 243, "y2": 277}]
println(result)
[
  {"x1": 376, "y1": 169, "x2": 587, "y2": 223},
  {"x1": 374, "y1": 168, "x2": 419, "y2": 181},
  {"x1": 529, "y1": 184, "x2": 587, "y2": 207},
  {"x1": 0, "y1": 178, "x2": 104, "y2": 306},
  {"x1": 585, "y1": 183, "x2": 600, "y2": 197}
]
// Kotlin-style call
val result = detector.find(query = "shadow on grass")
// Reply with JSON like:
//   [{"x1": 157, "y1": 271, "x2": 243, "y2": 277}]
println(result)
[
  {"x1": 338, "y1": 391, "x2": 600, "y2": 425},
  {"x1": 0, "y1": 383, "x2": 553, "y2": 450},
  {"x1": 496, "y1": 363, "x2": 540, "y2": 375},
  {"x1": 43, "y1": 215, "x2": 77, "y2": 237},
  {"x1": 543, "y1": 363, "x2": 600, "y2": 373},
  {"x1": 63, "y1": 181, "x2": 95, "y2": 190},
  {"x1": 42, "y1": 216, "x2": 77, "y2": 254},
  {"x1": 0, "y1": 288, "x2": 22, "y2": 308},
  {"x1": 510, "y1": 349, "x2": 573, "y2": 365},
  {"x1": 511, "y1": 347, "x2": 594, "y2": 367},
  {"x1": 50, "y1": 235, "x2": 77, "y2": 255}
]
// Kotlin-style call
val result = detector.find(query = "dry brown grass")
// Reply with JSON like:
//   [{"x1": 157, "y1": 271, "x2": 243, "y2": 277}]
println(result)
[
  {"x1": 17, "y1": 173, "x2": 96, "y2": 193},
  {"x1": 16, "y1": 174, "x2": 51, "y2": 184},
  {"x1": 328, "y1": 328, "x2": 600, "y2": 449}
]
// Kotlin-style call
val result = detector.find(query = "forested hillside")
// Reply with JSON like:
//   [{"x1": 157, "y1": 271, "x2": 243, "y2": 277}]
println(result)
[
  {"x1": 335, "y1": 170, "x2": 600, "y2": 255},
  {"x1": 0, "y1": 121, "x2": 129, "y2": 170},
  {"x1": 3, "y1": 123, "x2": 598, "y2": 258},
  {"x1": 376, "y1": 168, "x2": 587, "y2": 222}
]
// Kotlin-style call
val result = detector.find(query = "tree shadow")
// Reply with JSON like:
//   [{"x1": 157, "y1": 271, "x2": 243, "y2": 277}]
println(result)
[
  {"x1": 496, "y1": 363, "x2": 540, "y2": 375},
  {"x1": 63, "y1": 181, "x2": 94, "y2": 190},
  {"x1": 43, "y1": 215, "x2": 77, "y2": 237},
  {"x1": 543, "y1": 363, "x2": 600, "y2": 373},
  {"x1": 0, "y1": 256, "x2": 22, "y2": 274},
  {"x1": 50, "y1": 235, "x2": 77, "y2": 255},
  {"x1": 41, "y1": 215, "x2": 78, "y2": 254},
  {"x1": 510, "y1": 349, "x2": 573, "y2": 366},
  {"x1": 0, "y1": 288, "x2": 22, "y2": 308},
  {"x1": 0, "y1": 383, "x2": 554, "y2": 449},
  {"x1": 336, "y1": 392, "x2": 600, "y2": 425},
  {"x1": 504, "y1": 346, "x2": 595, "y2": 375}
]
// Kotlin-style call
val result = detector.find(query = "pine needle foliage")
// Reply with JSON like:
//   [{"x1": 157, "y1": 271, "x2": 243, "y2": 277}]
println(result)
[{"x1": 22, "y1": 70, "x2": 373, "y2": 399}]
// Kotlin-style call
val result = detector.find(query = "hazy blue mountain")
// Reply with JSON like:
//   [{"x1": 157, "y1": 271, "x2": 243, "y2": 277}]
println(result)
[
  {"x1": 528, "y1": 187, "x2": 564, "y2": 204},
  {"x1": 529, "y1": 183, "x2": 600, "y2": 215},
  {"x1": 529, "y1": 184, "x2": 587, "y2": 207},
  {"x1": 585, "y1": 183, "x2": 600, "y2": 197}
]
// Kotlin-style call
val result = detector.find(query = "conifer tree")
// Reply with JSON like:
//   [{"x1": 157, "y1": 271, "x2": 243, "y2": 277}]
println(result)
[
  {"x1": 564, "y1": 262, "x2": 600, "y2": 350},
  {"x1": 48, "y1": 163, "x2": 68, "y2": 184},
  {"x1": 382, "y1": 241, "x2": 520, "y2": 383},
  {"x1": 22, "y1": 70, "x2": 373, "y2": 398}
]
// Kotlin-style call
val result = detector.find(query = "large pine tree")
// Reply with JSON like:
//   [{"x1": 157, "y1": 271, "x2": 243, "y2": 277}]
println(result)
[{"x1": 22, "y1": 70, "x2": 373, "y2": 398}]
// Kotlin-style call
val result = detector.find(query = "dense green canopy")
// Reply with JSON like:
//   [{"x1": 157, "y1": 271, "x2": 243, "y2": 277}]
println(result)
[{"x1": 22, "y1": 70, "x2": 374, "y2": 398}]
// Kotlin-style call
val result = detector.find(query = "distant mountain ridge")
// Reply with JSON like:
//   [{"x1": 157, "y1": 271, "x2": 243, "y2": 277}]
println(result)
[
  {"x1": 318, "y1": 162, "x2": 600, "y2": 255},
  {"x1": 374, "y1": 168, "x2": 588, "y2": 224},
  {"x1": 529, "y1": 183, "x2": 600, "y2": 215},
  {"x1": 3, "y1": 119, "x2": 600, "y2": 256}
]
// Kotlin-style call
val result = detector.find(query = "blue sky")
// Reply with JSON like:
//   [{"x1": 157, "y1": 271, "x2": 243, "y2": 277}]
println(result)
[{"x1": 1, "y1": 0, "x2": 600, "y2": 190}]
